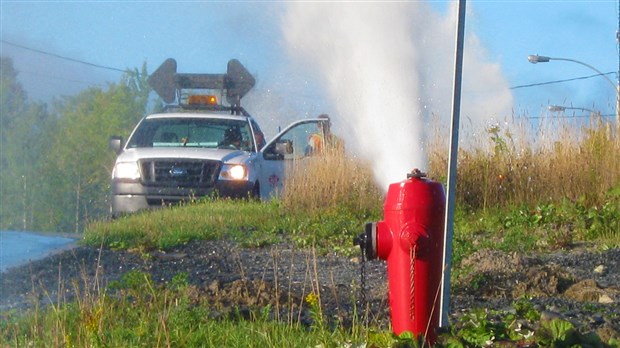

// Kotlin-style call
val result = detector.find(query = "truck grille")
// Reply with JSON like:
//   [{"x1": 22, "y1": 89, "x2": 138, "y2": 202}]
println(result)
[{"x1": 139, "y1": 159, "x2": 221, "y2": 187}]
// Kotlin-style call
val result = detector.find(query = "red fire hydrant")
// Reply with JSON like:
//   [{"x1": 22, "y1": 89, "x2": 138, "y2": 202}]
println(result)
[{"x1": 355, "y1": 169, "x2": 446, "y2": 344}]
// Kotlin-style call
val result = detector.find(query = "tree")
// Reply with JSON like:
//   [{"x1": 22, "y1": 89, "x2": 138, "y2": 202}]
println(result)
[
  {"x1": 39, "y1": 64, "x2": 151, "y2": 232},
  {"x1": 0, "y1": 57, "x2": 52, "y2": 231},
  {"x1": 1, "y1": 59, "x2": 152, "y2": 233}
]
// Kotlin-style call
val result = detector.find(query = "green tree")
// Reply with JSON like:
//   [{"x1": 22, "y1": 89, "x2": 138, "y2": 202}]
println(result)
[
  {"x1": 39, "y1": 65, "x2": 151, "y2": 232},
  {"x1": 0, "y1": 57, "x2": 53, "y2": 231}
]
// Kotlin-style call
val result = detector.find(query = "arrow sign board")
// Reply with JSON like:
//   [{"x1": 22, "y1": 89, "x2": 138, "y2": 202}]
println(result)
[
  {"x1": 226, "y1": 59, "x2": 256, "y2": 105},
  {"x1": 147, "y1": 58, "x2": 255, "y2": 105},
  {"x1": 147, "y1": 58, "x2": 177, "y2": 104}
]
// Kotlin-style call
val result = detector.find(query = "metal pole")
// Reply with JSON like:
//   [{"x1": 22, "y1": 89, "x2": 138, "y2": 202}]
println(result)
[
  {"x1": 439, "y1": 0, "x2": 466, "y2": 328},
  {"x1": 617, "y1": 5, "x2": 620, "y2": 134}
]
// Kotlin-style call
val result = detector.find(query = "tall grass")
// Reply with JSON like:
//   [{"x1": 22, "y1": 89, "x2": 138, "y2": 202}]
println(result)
[
  {"x1": 429, "y1": 117, "x2": 620, "y2": 210},
  {"x1": 278, "y1": 117, "x2": 620, "y2": 248},
  {"x1": 280, "y1": 116, "x2": 619, "y2": 215},
  {"x1": 281, "y1": 147, "x2": 384, "y2": 214}
]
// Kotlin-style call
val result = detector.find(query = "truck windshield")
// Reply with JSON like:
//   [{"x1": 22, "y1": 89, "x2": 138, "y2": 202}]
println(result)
[{"x1": 126, "y1": 117, "x2": 254, "y2": 151}]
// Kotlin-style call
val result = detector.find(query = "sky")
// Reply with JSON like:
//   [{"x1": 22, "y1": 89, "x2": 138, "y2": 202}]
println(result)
[{"x1": 1, "y1": 1, "x2": 618, "y2": 187}]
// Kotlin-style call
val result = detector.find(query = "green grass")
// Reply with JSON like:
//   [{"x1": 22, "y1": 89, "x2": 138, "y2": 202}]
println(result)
[
  {"x1": 0, "y1": 270, "x2": 366, "y2": 347},
  {"x1": 4, "y1": 271, "x2": 616, "y2": 347},
  {"x1": 84, "y1": 197, "x2": 383, "y2": 255},
  {"x1": 85, "y1": 184, "x2": 620, "y2": 262},
  {"x1": 85, "y1": 199, "x2": 287, "y2": 251},
  {"x1": 454, "y1": 190, "x2": 620, "y2": 252}
]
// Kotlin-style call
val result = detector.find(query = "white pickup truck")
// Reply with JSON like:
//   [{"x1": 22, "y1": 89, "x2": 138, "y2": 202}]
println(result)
[{"x1": 109, "y1": 59, "x2": 328, "y2": 216}]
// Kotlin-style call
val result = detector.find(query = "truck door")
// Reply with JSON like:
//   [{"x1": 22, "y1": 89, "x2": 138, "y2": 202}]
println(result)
[{"x1": 259, "y1": 120, "x2": 322, "y2": 199}]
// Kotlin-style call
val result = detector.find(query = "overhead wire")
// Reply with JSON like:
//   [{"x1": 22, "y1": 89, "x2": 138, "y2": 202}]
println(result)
[
  {"x1": 1, "y1": 39, "x2": 130, "y2": 74},
  {"x1": 526, "y1": 113, "x2": 616, "y2": 119},
  {"x1": 0, "y1": 39, "x2": 615, "y2": 93},
  {"x1": 510, "y1": 72, "x2": 616, "y2": 90},
  {"x1": 13, "y1": 68, "x2": 107, "y2": 87}
]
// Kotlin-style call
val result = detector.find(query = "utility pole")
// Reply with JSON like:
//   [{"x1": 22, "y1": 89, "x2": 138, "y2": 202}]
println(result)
[{"x1": 617, "y1": 0, "x2": 620, "y2": 135}]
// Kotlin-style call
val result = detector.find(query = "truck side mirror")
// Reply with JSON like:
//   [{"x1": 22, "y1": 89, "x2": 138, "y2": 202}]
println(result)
[
  {"x1": 275, "y1": 139, "x2": 293, "y2": 155},
  {"x1": 262, "y1": 139, "x2": 293, "y2": 160},
  {"x1": 109, "y1": 136, "x2": 123, "y2": 154}
]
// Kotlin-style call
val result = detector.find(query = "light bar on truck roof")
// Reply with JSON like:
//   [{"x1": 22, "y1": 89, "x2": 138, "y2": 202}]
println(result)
[{"x1": 187, "y1": 95, "x2": 218, "y2": 106}]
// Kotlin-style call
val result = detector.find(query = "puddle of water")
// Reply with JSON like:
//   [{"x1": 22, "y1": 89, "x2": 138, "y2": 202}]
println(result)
[{"x1": 0, "y1": 231, "x2": 77, "y2": 272}]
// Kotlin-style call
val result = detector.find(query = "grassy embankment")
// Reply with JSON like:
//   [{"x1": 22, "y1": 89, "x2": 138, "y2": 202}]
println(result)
[
  {"x1": 83, "y1": 117, "x2": 620, "y2": 256},
  {"x1": 2, "y1": 118, "x2": 620, "y2": 347}
]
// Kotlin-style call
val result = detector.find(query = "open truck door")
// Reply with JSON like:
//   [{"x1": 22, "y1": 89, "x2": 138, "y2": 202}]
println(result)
[{"x1": 259, "y1": 119, "x2": 325, "y2": 199}]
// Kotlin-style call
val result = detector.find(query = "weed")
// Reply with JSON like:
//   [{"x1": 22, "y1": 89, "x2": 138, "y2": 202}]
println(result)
[
  {"x1": 512, "y1": 297, "x2": 540, "y2": 322},
  {"x1": 305, "y1": 291, "x2": 323, "y2": 331},
  {"x1": 451, "y1": 309, "x2": 513, "y2": 346},
  {"x1": 535, "y1": 318, "x2": 579, "y2": 346}
]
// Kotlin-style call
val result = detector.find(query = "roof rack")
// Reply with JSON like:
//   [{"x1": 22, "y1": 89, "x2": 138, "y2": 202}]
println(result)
[{"x1": 148, "y1": 58, "x2": 256, "y2": 109}]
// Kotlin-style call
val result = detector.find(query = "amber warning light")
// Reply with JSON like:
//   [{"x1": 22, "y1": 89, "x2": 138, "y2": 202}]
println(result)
[{"x1": 187, "y1": 95, "x2": 218, "y2": 105}]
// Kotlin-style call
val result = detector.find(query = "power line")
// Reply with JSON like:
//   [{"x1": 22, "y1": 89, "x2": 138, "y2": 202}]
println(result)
[
  {"x1": 510, "y1": 72, "x2": 617, "y2": 90},
  {"x1": 1, "y1": 39, "x2": 129, "y2": 74},
  {"x1": 14, "y1": 68, "x2": 107, "y2": 87},
  {"x1": 522, "y1": 115, "x2": 615, "y2": 120},
  {"x1": 1, "y1": 39, "x2": 614, "y2": 93}
]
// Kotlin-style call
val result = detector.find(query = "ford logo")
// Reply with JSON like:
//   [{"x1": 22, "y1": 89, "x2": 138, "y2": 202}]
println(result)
[{"x1": 169, "y1": 166, "x2": 188, "y2": 178}]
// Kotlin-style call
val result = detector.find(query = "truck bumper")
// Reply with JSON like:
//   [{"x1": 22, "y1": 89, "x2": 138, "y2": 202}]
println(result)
[{"x1": 111, "y1": 180, "x2": 255, "y2": 216}]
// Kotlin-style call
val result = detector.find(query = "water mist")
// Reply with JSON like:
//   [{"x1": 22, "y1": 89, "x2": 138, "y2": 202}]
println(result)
[{"x1": 282, "y1": 2, "x2": 513, "y2": 189}]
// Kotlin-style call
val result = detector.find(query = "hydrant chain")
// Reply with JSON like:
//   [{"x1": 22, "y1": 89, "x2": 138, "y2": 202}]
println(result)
[
  {"x1": 410, "y1": 247, "x2": 416, "y2": 321},
  {"x1": 353, "y1": 225, "x2": 373, "y2": 327},
  {"x1": 359, "y1": 236, "x2": 368, "y2": 327}
]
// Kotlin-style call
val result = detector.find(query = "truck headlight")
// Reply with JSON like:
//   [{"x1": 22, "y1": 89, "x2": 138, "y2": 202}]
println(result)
[
  {"x1": 113, "y1": 162, "x2": 141, "y2": 180},
  {"x1": 219, "y1": 164, "x2": 247, "y2": 180}
]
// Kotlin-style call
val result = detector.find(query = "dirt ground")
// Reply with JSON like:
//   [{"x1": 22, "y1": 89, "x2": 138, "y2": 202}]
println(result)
[{"x1": 1, "y1": 239, "x2": 619, "y2": 342}]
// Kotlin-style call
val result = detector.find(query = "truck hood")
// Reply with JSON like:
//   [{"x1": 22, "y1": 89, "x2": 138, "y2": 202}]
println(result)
[{"x1": 116, "y1": 147, "x2": 251, "y2": 164}]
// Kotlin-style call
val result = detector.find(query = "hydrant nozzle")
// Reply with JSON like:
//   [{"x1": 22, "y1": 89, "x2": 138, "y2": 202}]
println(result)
[{"x1": 407, "y1": 168, "x2": 427, "y2": 179}]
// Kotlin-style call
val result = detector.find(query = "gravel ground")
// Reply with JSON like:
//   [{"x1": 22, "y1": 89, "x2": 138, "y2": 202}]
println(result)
[{"x1": 1, "y1": 240, "x2": 619, "y2": 342}]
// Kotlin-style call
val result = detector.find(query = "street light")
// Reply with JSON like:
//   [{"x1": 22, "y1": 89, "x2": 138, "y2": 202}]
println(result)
[
  {"x1": 528, "y1": 55, "x2": 616, "y2": 90},
  {"x1": 547, "y1": 105, "x2": 601, "y2": 117},
  {"x1": 548, "y1": 105, "x2": 593, "y2": 113},
  {"x1": 527, "y1": 54, "x2": 619, "y2": 125}
]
